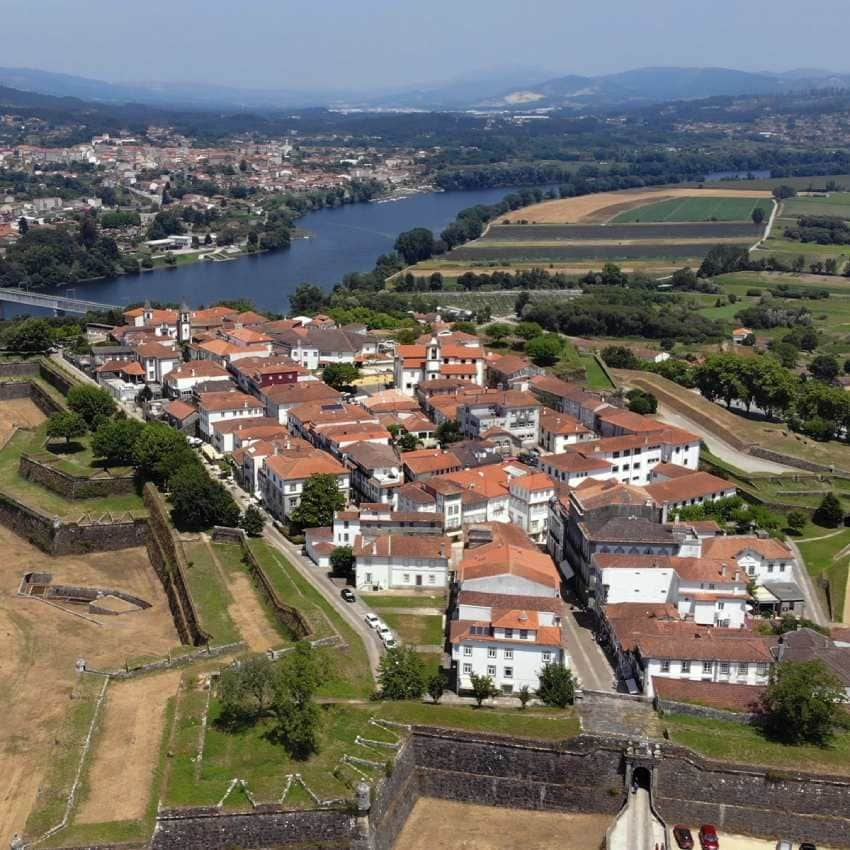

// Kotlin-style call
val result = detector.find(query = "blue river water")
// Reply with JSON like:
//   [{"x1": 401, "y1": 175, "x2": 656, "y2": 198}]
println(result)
[{"x1": 37, "y1": 187, "x2": 525, "y2": 314}]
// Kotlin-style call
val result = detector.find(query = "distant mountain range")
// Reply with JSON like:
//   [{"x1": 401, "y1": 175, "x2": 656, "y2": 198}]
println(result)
[{"x1": 1, "y1": 64, "x2": 850, "y2": 113}]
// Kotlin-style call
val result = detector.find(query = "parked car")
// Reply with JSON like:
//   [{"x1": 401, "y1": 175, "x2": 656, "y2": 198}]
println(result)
[
  {"x1": 673, "y1": 826, "x2": 694, "y2": 850},
  {"x1": 340, "y1": 588, "x2": 355, "y2": 603},
  {"x1": 698, "y1": 825, "x2": 719, "y2": 850},
  {"x1": 381, "y1": 634, "x2": 397, "y2": 649},
  {"x1": 364, "y1": 613, "x2": 380, "y2": 629},
  {"x1": 775, "y1": 842, "x2": 792, "y2": 850},
  {"x1": 377, "y1": 623, "x2": 392, "y2": 640},
  {"x1": 799, "y1": 843, "x2": 817, "y2": 850}
]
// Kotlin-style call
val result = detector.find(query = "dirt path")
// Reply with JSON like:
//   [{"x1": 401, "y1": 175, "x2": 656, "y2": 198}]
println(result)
[
  {"x1": 503, "y1": 187, "x2": 771, "y2": 224},
  {"x1": 76, "y1": 672, "x2": 181, "y2": 824},
  {"x1": 205, "y1": 541, "x2": 280, "y2": 652},
  {"x1": 394, "y1": 799, "x2": 612, "y2": 850},
  {"x1": 0, "y1": 398, "x2": 46, "y2": 445}
]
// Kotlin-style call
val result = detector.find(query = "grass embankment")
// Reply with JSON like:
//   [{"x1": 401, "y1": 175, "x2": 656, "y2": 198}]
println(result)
[
  {"x1": 0, "y1": 425, "x2": 145, "y2": 517},
  {"x1": 248, "y1": 539, "x2": 374, "y2": 699},
  {"x1": 181, "y1": 542, "x2": 241, "y2": 645},
  {"x1": 664, "y1": 713, "x2": 850, "y2": 776}
]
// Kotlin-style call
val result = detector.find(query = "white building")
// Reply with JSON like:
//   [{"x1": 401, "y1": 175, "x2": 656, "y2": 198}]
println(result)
[
  {"x1": 458, "y1": 390, "x2": 541, "y2": 450},
  {"x1": 259, "y1": 451, "x2": 350, "y2": 523},
  {"x1": 508, "y1": 473, "x2": 556, "y2": 544},
  {"x1": 198, "y1": 391, "x2": 265, "y2": 440},
  {"x1": 354, "y1": 534, "x2": 453, "y2": 591},
  {"x1": 538, "y1": 409, "x2": 594, "y2": 454}
]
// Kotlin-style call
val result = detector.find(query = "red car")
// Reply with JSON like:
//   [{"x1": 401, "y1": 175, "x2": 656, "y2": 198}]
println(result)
[
  {"x1": 673, "y1": 825, "x2": 694, "y2": 850},
  {"x1": 699, "y1": 825, "x2": 719, "y2": 850}
]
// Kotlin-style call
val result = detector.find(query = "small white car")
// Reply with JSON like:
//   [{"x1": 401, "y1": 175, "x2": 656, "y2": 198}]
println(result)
[
  {"x1": 364, "y1": 613, "x2": 381, "y2": 629},
  {"x1": 382, "y1": 635, "x2": 397, "y2": 649},
  {"x1": 377, "y1": 623, "x2": 392, "y2": 640}
]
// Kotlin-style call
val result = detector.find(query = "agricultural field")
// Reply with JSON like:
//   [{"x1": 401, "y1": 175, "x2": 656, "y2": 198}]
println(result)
[
  {"x1": 484, "y1": 222, "x2": 764, "y2": 240},
  {"x1": 611, "y1": 196, "x2": 772, "y2": 223},
  {"x1": 449, "y1": 242, "x2": 721, "y2": 263}
]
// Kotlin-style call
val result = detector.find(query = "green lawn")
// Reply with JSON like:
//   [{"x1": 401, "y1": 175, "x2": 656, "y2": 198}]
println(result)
[
  {"x1": 797, "y1": 528, "x2": 850, "y2": 576},
  {"x1": 164, "y1": 691, "x2": 400, "y2": 809},
  {"x1": 381, "y1": 613, "x2": 444, "y2": 646},
  {"x1": 181, "y1": 542, "x2": 241, "y2": 645},
  {"x1": 248, "y1": 540, "x2": 374, "y2": 698},
  {"x1": 0, "y1": 426, "x2": 145, "y2": 517},
  {"x1": 613, "y1": 196, "x2": 772, "y2": 223},
  {"x1": 375, "y1": 701, "x2": 581, "y2": 740},
  {"x1": 366, "y1": 594, "x2": 447, "y2": 609},
  {"x1": 782, "y1": 192, "x2": 850, "y2": 221},
  {"x1": 580, "y1": 354, "x2": 614, "y2": 389},
  {"x1": 664, "y1": 713, "x2": 850, "y2": 775}
]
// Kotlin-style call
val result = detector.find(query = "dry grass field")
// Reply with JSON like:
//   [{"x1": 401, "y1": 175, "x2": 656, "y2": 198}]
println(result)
[
  {"x1": 394, "y1": 799, "x2": 613, "y2": 850},
  {"x1": 0, "y1": 526, "x2": 178, "y2": 843},
  {"x1": 503, "y1": 187, "x2": 771, "y2": 224},
  {"x1": 0, "y1": 397, "x2": 45, "y2": 445}
]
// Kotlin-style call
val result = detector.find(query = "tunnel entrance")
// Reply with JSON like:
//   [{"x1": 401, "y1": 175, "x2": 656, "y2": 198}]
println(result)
[{"x1": 632, "y1": 766, "x2": 651, "y2": 792}]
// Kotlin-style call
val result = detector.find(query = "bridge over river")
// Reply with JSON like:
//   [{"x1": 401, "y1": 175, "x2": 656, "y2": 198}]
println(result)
[{"x1": 0, "y1": 287, "x2": 120, "y2": 316}]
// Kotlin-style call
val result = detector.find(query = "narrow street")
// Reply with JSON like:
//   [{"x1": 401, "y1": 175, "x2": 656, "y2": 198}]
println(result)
[{"x1": 562, "y1": 604, "x2": 614, "y2": 692}]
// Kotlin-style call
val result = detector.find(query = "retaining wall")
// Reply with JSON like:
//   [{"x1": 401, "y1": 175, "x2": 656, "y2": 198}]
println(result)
[
  {"x1": 0, "y1": 488, "x2": 147, "y2": 554},
  {"x1": 143, "y1": 483, "x2": 210, "y2": 646},
  {"x1": 20, "y1": 454, "x2": 137, "y2": 499},
  {"x1": 39, "y1": 360, "x2": 79, "y2": 396},
  {"x1": 369, "y1": 737, "x2": 419, "y2": 850},
  {"x1": 0, "y1": 381, "x2": 32, "y2": 401},
  {"x1": 0, "y1": 360, "x2": 40, "y2": 379},
  {"x1": 655, "y1": 697, "x2": 757, "y2": 724}
]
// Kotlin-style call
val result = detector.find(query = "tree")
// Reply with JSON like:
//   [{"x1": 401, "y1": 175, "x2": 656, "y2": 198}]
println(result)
[
  {"x1": 526, "y1": 334, "x2": 564, "y2": 367},
  {"x1": 435, "y1": 419, "x2": 462, "y2": 445},
  {"x1": 751, "y1": 207, "x2": 766, "y2": 225},
  {"x1": 772, "y1": 185, "x2": 797, "y2": 201},
  {"x1": 78, "y1": 214, "x2": 99, "y2": 248},
  {"x1": 91, "y1": 418, "x2": 144, "y2": 466},
  {"x1": 45, "y1": 411, "x2": 86, "y2": 445},
  {"x1": 378, "y1": 646, "x2": 426, "y2": 700},
  {"x1": 484, "y1": 322, "x2": 512, "y2": 344},
  {"x1": 785, "y1": 510, "x2": 808, "y2": 534},
  {"x1": 813, "y1": 492, "x2": 844, "y2": 528},
  {"x1": 398, "y1": 432, "x2": 418, "y2": 452},
  {"x1": 329, "y1": 545, "x2": 354, "y2": 580},
  {"x1": 17, "y1": 216, "x2": 28, "y2": 235},
  {"x1": 169, "y1": 464, "x2": 240, "y2": 531},
  {"x1": 760, "y1": 660, "x2": 845, "y2": 745},
  {"x1": 394, "y1": 228, "x2": 435, "y2": 265},
  {"x1": 469, "y1": 673, "x2": 498, "y2": 707},
  {"x1": 67, "y1": 384, "x2": 116, "y2": 428},
  {"x1": 289, "y1": 283, "x2": 326, "y2": 315},
  {"x1": 626, "y1": 388, "x2": 657, "y2": 415},
  {"x1": 3, "y1": 317, "x2": 53, "y2": 353},
  {"x1": 270, "y1": 641, "x2": 323, "y2": 758},
  {"x1": 291, "y1": 473, "x2": 346, "y2": 531},
  {"x1": 240, "y1": 506, "x2": 265, "y2": 537},
  {"x1": 515, "y1": 290, "x2": 531, "y2": 318},
  {"x1": 809, "y1": 354, "x2": 839, "y2": 382},
  {"x1": 515, "y1": 321, "x2": 543, "y2": 341},
  {"x1": 518, "y1": 686, "x2": 531, "y2": 709},
  {"x1": 601, "y1": 345, "x2": 640, "y2": 370},
  {"x1": 218, "y1": 654, "x2": 277, "y2": 727},
  {"x1": 771, "y1": 341, "x2": 799, "y2": 369},
  {"x1": 427, "y1": 670, "x2": 447, "y2": 704},
  {"x1": 322, "y1": 362, "x2": 360, "y2": 391},
  {"x1": 133, "y1": 422, "x2": 195, "y2": 485},
  {"x1": 536, "y1": 663, "x2": 576, "y2": 708}
]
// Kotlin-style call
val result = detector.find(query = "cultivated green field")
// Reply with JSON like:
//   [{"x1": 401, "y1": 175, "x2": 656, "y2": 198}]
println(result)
[
  {"x1": 613, "y1": 196, "x2": 772, "y2": 223},
  {"x1": 781, "y1": 192, "x2": 850, "y2": 221}
]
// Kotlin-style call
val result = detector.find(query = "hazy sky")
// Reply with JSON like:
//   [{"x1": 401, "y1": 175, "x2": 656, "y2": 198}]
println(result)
[{"x1": 3, "y1": 0, "x2": 849, "y2": 91}]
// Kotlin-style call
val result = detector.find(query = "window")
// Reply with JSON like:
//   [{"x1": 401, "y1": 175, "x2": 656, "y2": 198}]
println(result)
[
  {"x1": 488, "y1": 648, "x2": 497, "y2": 659},
  {"x1": 681, "y1": 660, "x2": 691, "y2": 674},
  {"x1": 462, "y1": 663, "x2": 472, "y2": 674},
  {"x1": 756, "y1": 663, "x2": 769, "y2": 676},
  {"x1": 542, "y1": 651, "x2": 552, "y2": 663},
  {"x1": 737, "y1": 663, "x2": 748, "y2": 677},
  {"x1": 403, "y1": 574, "x2": 410, "y2": 583},
  {"x1": 504, "y1": 648, "x2": 513, "y2": 660},
  {"x1": 487, "y1": 665, "x2": 496, "y2": 677},
  {"x1": 719, "y1": 662, "x2": 730, "y2": 675},
  {"x1": 717, "y1": 602, "x2": 725, "y2": 610},
  {"x1": 463, "y1": 646, "x2": 472, "y2": 656},
  {"x1": 428, "y1": 574, "x2": 436, "y2": 584},
  {"x1": 660, "y1": 660, "x2": 670, "y2": 673},
  {"x1": 519, "y1": 629, "x2": 528, "y2": 639},
  {"x1": 503, "y1": 666, "x2": 513, "y2": 679},
  {"x1": 702, "y1": 661, "x2": 713, "y2": 674},
  {"x1": 504, "y1": 628, "x2": 513, "y2": 638}
]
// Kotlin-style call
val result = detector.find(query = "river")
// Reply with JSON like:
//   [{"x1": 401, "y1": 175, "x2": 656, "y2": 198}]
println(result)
[{"x1": 37, "y1": 187, "x2": 525, "y2": 315}]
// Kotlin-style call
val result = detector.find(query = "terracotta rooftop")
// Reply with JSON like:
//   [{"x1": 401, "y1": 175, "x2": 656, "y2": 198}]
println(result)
[
  {"x1": 199, "y1": 391, "x2": 264, "y2": 412},
  {"x1": 354, "y1": 534, "x2": 452, "y2": 560},
  {"x1": 702, "y1": 536, "x2": 793, "y2": 562},
  {"x1": 644, "y1": 471, "x2": 736, "y2": 505}
]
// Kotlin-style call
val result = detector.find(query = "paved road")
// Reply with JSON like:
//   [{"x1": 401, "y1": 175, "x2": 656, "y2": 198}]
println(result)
[
  {"x1": 51, "y1": 352, "x2": 145, "y2": 422},
  {"x1": 608, "y1": 787, "x2": 666, "y2": 850},
  {"x1": 785, "y1": 538, "x2": 832, "y2": 627},
  {"x1": 655, "y1": 402, "x2": 792, "y2": 473},
  {"x1": 562, "y1": 605, "x2": 614, "y2": 691}
]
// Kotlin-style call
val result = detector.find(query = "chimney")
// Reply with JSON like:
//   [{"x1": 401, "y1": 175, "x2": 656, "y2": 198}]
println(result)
[
  {"x1": 734, "y1": 570, "x2": 740, "y2": 582},
  {"x1": 721, "y1": 563, "x2": 727, "y2": 577}
]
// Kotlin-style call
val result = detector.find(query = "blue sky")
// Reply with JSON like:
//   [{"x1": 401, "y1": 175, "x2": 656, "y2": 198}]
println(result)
[{"x1": 4, "y1": 0, "x2": 849, "y2": 91}]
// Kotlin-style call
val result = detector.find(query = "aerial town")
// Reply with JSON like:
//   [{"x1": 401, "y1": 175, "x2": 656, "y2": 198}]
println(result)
[{"x1": 3, "y1": 6, "x2": 850, "y2": 850}]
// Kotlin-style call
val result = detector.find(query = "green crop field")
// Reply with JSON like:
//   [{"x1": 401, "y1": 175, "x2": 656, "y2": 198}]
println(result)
[
  {"x1": 612, "y1": 196, "x2": 772, "y2": 223},
  {"x1": 781, "y1": 192, "x2": 850, "y2": 221}
]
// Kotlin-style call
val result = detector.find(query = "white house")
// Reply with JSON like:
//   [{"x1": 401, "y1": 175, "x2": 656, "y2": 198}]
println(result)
[
  {"x1": 508, "y1": 472, "x2": 556, "y2": 544},
  {"x1": 259, "y1": 451, "x2": 350, "y2": 522},
  {"x1": 134, "y1": 341, "x2": 180, "y2": 385},
  {"x1": 354, "y1": 534, "x2": 453, "y2": 591},
  {"x1": 538, "y1": 409, "x2": 594, "y2": 454},
  {"x1": 458, "y1": 390, "x2": 542, "y2": 450},
  {"x1": 702, "y1": 536, "x2": 796, "y2": 583},
  {"x1": 198, "y1": 391, "x2": 265, "y2": 440}
]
